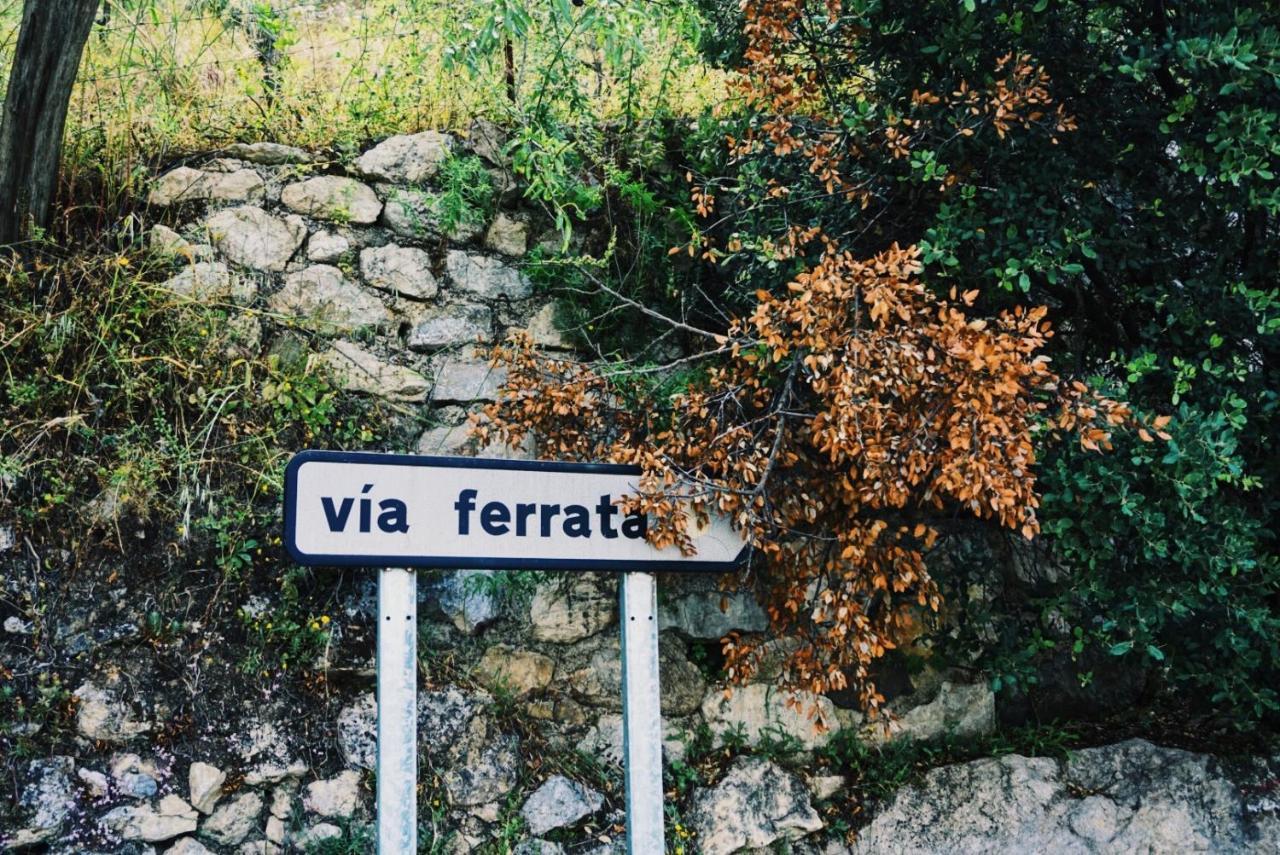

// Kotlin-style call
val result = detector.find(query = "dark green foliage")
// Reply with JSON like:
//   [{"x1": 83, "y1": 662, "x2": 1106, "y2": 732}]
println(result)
[
  {"x1": 1038, "y1": 407, "x2": 1279, "y2": 723},
  {"x1": 516, "y1": 120, "x2": 723, "y2": 362},
  {"x1": 683, "y1": 0, "x2": 1279, "y2": 727},
  {"x1": 817, "y1": 722, "x2": 1078, "y2": 808},
  {"x1": 436, "y1": 152, "x2": 497, "y2": 234}
]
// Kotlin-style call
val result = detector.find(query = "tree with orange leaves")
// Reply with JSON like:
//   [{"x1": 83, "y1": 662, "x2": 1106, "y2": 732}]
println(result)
[
  {"x1": 474, "y1": 0, "x2": 1157, "y2": 721},
  {"x1": 478, "y1": 247, "x2": 1143, "y2": 721}
]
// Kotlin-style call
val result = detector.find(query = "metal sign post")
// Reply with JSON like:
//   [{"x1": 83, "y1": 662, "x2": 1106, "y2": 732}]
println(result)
[
  {"x1": 376, "y1": 567, "x2": 417, "y2": 854},
  {"x1": 620, "y1": 571, "x2": 665, "y2": 852},
  {"x1": 283, "y1": 450, "x2": 746, "y2": 854}
]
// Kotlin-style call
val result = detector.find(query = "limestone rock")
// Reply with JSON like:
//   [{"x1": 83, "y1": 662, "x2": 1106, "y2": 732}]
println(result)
[
  {"x1": 225, "y1": 311, "x2": 263, "y2": 357},
  {"x1": 269, "y1": 265, "x2": 392, "y2": 332},
  {"x1": 869, "y1": 680, "x2": 995, "y2": 745},
  {"x1": 159, "y1": 261, "x2": 256, "y2": 305},
  {"x1": 340, "y1": 691, "x2": 499, "y2": 773},
  {"x1": 580, "y1": 713, "x2": 687, "y2": 768},
  {"x1": 414, "y1": 421, "x2": 461, "y2": 453},
  {"x1": 270, "y1": 785, "x2": 294, "y2": 820},
  {"x1": 303, "y1": 770, "x2": 364, "y2": 819},
  {"x1": 110, "y1": 753, "x2": 158, "y2": 798},
  {"x1": 466, "y1": 118, "x2": 509, "y2": 166},
  {"x1": 521, "y1": 776, "x2": 604, "y2": 836},
  {"x1": 700, "y1": 683, "x2": 839, "y2": 751},
  {"x1": 446, "y1": 250, "x2": 532, "y2": 300},
  {"x1": 748, "y1": 636, "x2": 804, "y2": 683},
  {"x1": 851, "y1": 739, "x2": 1280, "y2": 854},
  {"x1": 75, "y1": 680, "x2": 151, "y2": 742},
  {"x1": 407, "y1": 304, "x2": 491, "y2": 351},
  {"x1": 418, "y1": 687, "x2": 490, "y2": 763},
  {"x1": 202, "y1": 791, "x2": 263, "y2": 846},
  {"x1": 281, "y1": 176, "x2": 381, "y2": 224},
  {"x1": 148, "y1": 166, "x2": 265, "y2": 206},
  {"x1": 3, "y1": 756, "x2": 76, "y2": 849},
  {"x1": 568, "y1": 649, "x2": 622, "y2": 711},
  {"x1": 568, "y1": 635, "x2": 703, "y2": 715},
  {"x1": 359, "y1": 244, "x2": 438, "y2": 300},
  {"x1": 148, "y1": 168, "x2": 205, "y2": 205},
  {"x1": 291, "y1": 823, "x2": 343, "y2": 849},
  {"x1": 225, "y1": 142, "x2": 314, "y2": 164},
  {"x1": 523, "y1": 303, "x2": 571, "y2": 349},
  {"x1": 188, "y1": 761, "x2": 226, "y2": 814},
  {"x1": 687, "y1": 757, "x2": 823, "y2": 855},
  {"x1": 79, "y1": 767, "x2": 110, "y2": 798},
  {"x1": 380, "y1": 186, "x2": 442, "y2": 238},
  {"x1": 514, "y1": 841, "x2": 567, "y2": 855},
  {"x1": 580, "y1": 713, "x2": 625, "y2": 764},
  {"x1": 430, "y1": 354, "x2": 507, "y2": 402},
  {"x1": 477, "y1": 645, "x2": 555, "y2": 698},
  {"x1": 201, "y1": 157, "x2": 246, "y2": 173},
  {"x1": 204, "y1": 205, "x2": 305, "y2": 272},
  {"x1": 307, "y1": 230, "x2": 350, "y2": 263},
  {"x1": 266, "y1": 815, "x2": 286, "y2": 844},
  {"x1": 311, "y1": 340, "x2": 429, "y2": 401},
  {"x1": 658, "y1": 590, "x2": 768, "y2": 640},
  {"x1": 165, "y1": 838, "x2": 216, "y2": 855},
  {"x1": 809, "y1": 774, "x2": 845, "y2": 802},
  {"x1": 415, "y1": 420, "x2": 535, "y2": 459},
  {"x1": 338, "y1": 693, "x2": 377, "y2": 770},
  {"x1": 101, "y1": 795, "x2": 198, "y2": 842},
  {"x1": 149, "y1": 224, "x2": 195, "y2": 257},
  {"x1": 354, "y1": 131, "x2": 453, "y2": 183},
  {"x1": 429, "y1": 569, "x2": 501, "y2": 634},
  {"x1": 205, "y1": 169, "x2": 265, "y2": 203},
  {"x1": 530, "y1": 574, "x2": 615, "y2": 643},
  {"x1": 234, "y1": 719, "x2": 307, "y2": 786},
  {"x1": 244, "y1": 761, "x2": 308, "y2": 787},
  {"x1": 443, "y1": 723, "x2": 521, "y2": 807},
  {"x1": 484, "y1": 214, "x2": 527, "y2": 257},
  {"x1": 659, "y1": 636, "x2": 709, "y2": 716}
]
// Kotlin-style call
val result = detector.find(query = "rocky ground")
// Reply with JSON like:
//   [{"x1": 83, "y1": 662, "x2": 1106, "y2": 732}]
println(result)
[{"x1": 2, "y1": 129, "x2": 1278, "y2": 853}]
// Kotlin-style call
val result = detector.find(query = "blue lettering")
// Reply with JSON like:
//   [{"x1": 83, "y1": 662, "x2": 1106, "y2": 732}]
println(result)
[
  {"x1": 321, "y1": 496, "x2": 354, "y2": 531},
  {"x1": 562, "y1": 505, "x2": 591, "y2": 538},
  {"x1": 481, "y1": 501, "x2": 510, "y2": 535},
  {"x1": 378, "y1": 499, "x2": 409, "y2": 533},
  {"x1": 455, "y1": 489, "x2": 478, "y2": 535}
]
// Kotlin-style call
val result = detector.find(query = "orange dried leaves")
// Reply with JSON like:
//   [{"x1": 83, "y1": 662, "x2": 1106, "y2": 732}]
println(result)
[{"x1": 480, "y1": 242, "x2": 1136, "y2": 717}]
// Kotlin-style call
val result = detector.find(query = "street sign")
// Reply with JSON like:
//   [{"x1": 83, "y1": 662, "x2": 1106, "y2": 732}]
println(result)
[
  {"x1": 283, "y1": 448, "x2": 747, "y2": 855},
  {"x1": 284, "y1": 449, "x2": 748, "y2": 572}
]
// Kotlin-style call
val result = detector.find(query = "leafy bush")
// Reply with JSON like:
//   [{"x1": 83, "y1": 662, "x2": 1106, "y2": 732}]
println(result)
[
  {"x1": 0, "y1": 240, "x2": 388, "y2": 653},
  {"x1": 1036, "y1": 404, "x2": 1279, "y2": 723},
  {"x1": 435, "y1": 153, "x2": 497, "y2": 235},
  {"x1": 674, "y1": 0, "x2": 1279, "y2": 729}
]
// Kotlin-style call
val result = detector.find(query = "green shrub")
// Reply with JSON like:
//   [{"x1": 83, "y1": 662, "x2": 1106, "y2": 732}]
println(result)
[{"x1": 435, "y1": 153, "x2": 497, "y2": 235}]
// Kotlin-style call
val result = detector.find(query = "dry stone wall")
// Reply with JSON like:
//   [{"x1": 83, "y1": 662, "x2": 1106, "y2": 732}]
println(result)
[{"x1": 3, "y1": 130, "x2": 1276, "y2": 854}]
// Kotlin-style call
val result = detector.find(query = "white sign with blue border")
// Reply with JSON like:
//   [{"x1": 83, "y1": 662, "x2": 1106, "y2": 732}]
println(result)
[
  {"x1": 284, "y1": 448, "x2": 743, "y2": 855},
  {"x1": 284, "y1": 449, "x2": 747, "y2": 571}
]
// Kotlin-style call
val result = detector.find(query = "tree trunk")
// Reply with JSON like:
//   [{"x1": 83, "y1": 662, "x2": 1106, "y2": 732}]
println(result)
[
  {"x1": 0, "y1": 0, "x2": 100, "y2": 246},
  {"x1": 504, "y1": 36, "x2": 517, "y2": 105}
]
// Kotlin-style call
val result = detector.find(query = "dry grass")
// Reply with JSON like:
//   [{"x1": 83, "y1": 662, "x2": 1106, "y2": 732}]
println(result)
[{"x1": 0, "y1": 0, "x2": 724, "y2": 201}]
